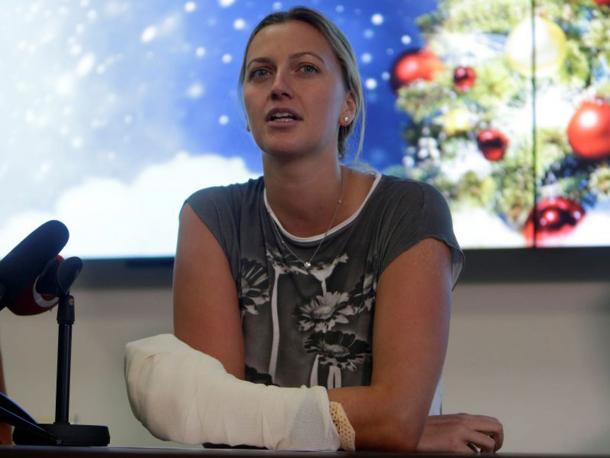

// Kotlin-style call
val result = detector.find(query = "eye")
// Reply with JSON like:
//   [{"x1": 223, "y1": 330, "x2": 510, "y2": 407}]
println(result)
[
  {"x1": 298, "y1": 63, "x2": 320, "y2": 74},
  {"x1": 248, "y1": 67, "x2": 271, "y2": 81}
]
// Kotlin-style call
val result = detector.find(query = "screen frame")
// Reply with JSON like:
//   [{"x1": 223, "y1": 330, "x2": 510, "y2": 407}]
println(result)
[{"x1": 73, "y1": 247, "x2": 610, "y2": 291}]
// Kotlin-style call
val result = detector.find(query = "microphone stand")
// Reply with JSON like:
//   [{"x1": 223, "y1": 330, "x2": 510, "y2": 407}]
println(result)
[
  {"x1": 56, "y1": 293, "x2": 75, "y2": 425},
  {"x1": 13, "y1": 259, "x2": 110, "y2": 446},
  {"x1": 40, "y1": 293, "x2": 110, "y2": 445}
]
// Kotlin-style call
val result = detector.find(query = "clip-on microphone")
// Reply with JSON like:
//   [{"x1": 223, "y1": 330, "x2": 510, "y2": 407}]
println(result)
[{"x1": 12, "y1": 257, "x2": 110, "y2": 446}]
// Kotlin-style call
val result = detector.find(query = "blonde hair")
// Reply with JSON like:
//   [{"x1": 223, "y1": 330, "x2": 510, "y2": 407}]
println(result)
[{"x1": 238, "y1": 6, "x2": 366, "y2": 160}]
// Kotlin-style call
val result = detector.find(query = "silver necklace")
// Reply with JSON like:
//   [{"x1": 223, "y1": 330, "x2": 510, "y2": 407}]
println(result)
[{"x1": 271, "y1": 169, "x2": 345, "y2": 271}]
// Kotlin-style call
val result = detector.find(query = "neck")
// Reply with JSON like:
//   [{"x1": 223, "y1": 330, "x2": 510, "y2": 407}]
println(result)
[{"x1": 263, "y1": 155, "x2": 345, "y2": 237}]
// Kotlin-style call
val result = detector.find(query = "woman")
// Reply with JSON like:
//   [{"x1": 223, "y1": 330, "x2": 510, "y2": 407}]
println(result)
[{"x1": 169, "y1": 6, "x2": 502, "y2": 452}]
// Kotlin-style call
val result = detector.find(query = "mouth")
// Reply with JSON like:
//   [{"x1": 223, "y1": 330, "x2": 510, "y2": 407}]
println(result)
[{"x1": 265, "y1": 108, "x2": 303, "y2": 124}]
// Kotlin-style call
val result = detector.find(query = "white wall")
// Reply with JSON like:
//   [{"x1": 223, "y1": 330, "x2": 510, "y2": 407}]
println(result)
[
  {"x1": 446, "y1": 281, "x2": 610, "y2": 453},
  {"x1": 1, "y1": 280, "x2": 609, "y2": 452}
]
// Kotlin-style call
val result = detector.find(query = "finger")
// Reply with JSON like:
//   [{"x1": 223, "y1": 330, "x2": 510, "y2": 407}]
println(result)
[
  {"x1": 464, "y1": 415, "x2": 504, "y2": 442},
  {"x1": 460, "y1": 414, "x2": 503, "y2": 451},
  {"x1": 465, "y1": 430, "x2": 497, "y2": 453},
  {"x1": 467, "y1": 442, "x2": 480, "y2": 453},
  {"x1": 492, "y1": 428, "x2": 504, "y2": 451},
  {"x1": 454, "y1": 442, "x2": 479, "y2": 454},
  {"x1": 474, "y1": 416, "x2": 503, "y2": 451},
  {"x1": 452, "y1": 413, "x2": 501, "y2": 427}
]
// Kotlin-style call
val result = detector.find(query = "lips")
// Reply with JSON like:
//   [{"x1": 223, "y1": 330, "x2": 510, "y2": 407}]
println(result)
[{"x1": 265, "y1": 107, "x2": 303, "y2": 123}]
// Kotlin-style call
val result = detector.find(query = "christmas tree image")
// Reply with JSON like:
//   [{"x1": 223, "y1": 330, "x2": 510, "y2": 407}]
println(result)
[{"x1": 390, "y1": 0, "x2": 610, "y2": 247}]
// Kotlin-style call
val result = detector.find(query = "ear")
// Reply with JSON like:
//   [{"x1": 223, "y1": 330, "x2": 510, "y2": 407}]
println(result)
[{"x1": 340, "y1": 91, "x2": 357, "y2": 126}]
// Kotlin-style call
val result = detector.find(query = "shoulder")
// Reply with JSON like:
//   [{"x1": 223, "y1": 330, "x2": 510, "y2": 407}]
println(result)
[
  {"x1": 374, "y1": 175, "x2": 449, "y2": 213},
  {"x1": 378, "y1": 175, "x2": 453, "y2": 228},
  {"x1": 185, "y1": 177, "x2": 264, "y2": 217},
  {"x1": 374, "y1": 175, "x2": 463, "y2": 285}
]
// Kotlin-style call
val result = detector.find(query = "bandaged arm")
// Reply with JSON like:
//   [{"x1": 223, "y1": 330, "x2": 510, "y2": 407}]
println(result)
[{"x1": 125, "y1": 334, "x2": 353, "y2": 450}]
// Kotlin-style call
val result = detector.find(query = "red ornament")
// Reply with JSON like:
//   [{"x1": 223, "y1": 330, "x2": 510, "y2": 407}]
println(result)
[
  {"x1": 390, "y1": 49, "x2": 443, "y2": 90},
  {"x1": 594, "y1": 0, "x2": 610, "y2": 5},
  {"x1": 476, "y1": 128, "x2": 509, "y2": 161},
  {"x1": 566, "y1": 99, "x2": 610, "y2": 161},
  {"x1": 523, "y1": 197, "x2": 585, "y2": 244},
  {"x1": 453, "y1": 66, "x2": 476, "y2": 91}
]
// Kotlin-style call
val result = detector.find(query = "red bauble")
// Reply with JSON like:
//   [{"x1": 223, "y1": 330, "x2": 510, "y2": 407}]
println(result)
[
  {"x1": 453, "y1": 66, "x2": 476, "y2": 91},
  {"x1": 390, "y1": 49, "x2": 443, "y2": 90},
  {"x1": 476, "y1": 128, "x2": 509, "y2": 161},
  {"x1": 594, "y1": 0, "x2": 610, "y2": 5},
  {"x1": 523, "y1": 197, "x2": 585, "y2": 244},
  {"x1": 566, "y1": 99, "x2": 610, "y2": 161}
]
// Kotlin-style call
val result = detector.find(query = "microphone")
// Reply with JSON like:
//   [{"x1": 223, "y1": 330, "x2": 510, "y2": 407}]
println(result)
[
  {"x1": 5, "y1": 255, "x2": 83, "y2": 316},
  {"x1": 56, "y1": 257, "x2": 83, "y2": 296},
  {"x1": 0, "y1": 220, "x2": 69, "y2": 312},
  {"x1": 0, "y1": 222, "x2": 109, "y2": 447},
  {"x1": 7, "y1": 256, "x2": 64, "y2": 316}
]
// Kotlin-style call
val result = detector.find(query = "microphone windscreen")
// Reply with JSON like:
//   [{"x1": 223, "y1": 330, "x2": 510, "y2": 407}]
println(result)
[
  {"x1": 7, "y1": 257, "x2": 64, "y2": 316},
  {"x1": 56, "y1": 257, "x2": 83, "y2": 295},
  {"x1": 0, "y1": 220, "x2": 69, "y2": 306},
  {"x1": 34, "y1": 256, "x2": 64, "y2": 297}
]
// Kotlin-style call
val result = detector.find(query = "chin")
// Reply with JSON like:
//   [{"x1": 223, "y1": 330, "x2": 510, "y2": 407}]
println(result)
[
  {"x1": 258, "y1": 139, "x2": 318, "y2": 160},
  {"x1": 262, "y1": 146, "x2": 308, "y2": 160},
  {"x1": 254, "y1": 130, "x2": 333, "y2": 161}
]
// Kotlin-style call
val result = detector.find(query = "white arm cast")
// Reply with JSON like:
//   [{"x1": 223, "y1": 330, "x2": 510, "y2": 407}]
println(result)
[{"x1": 125, "y1": 334, "x2": 340, "y2": 450}]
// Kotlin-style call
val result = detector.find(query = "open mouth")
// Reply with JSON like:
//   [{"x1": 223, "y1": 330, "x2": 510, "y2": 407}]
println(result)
[{"x1": 266, "y1": 108, "x2": 302, "y2": 123}]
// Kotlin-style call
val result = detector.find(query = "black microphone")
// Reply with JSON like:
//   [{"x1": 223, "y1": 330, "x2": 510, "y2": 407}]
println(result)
[
  {"x1": 0, "y1": 220, "x2": 69, "y2": 312},
  {"x1": 6, "y1": 255, "x2": 84, "y2": 315},
  {"x1": 56, "y1": 257, "x2": 83, "y2": 296}
]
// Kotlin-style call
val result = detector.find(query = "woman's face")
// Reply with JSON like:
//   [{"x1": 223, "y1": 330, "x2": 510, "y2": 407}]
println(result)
[{"x1": 242, "y1": 20, "x2": 354, "y2": 161}]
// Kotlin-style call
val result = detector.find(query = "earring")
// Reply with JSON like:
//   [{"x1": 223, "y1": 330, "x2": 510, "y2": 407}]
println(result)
[{"x1": 343, "y1": 116, "x2": 350, "y2": 125}]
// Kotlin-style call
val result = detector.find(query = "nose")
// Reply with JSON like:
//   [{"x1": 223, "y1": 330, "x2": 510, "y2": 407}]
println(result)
[{"x1": 270, "y1": 70, "x2": 293, "y2": 100}]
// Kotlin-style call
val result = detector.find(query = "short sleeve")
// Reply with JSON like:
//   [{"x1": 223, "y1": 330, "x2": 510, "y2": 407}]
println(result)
[
  {"x1": 378, "y1": 179, "x2": 463, "y2": 288},
  {"x1": 418, "y1": 182, "x2": 464, "y2": 287},
  {"x1": 184, "y1": 185, "x2": 241, "y2": 280}
]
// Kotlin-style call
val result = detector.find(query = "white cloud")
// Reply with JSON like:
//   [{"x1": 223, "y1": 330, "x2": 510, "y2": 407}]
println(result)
[{"x1": 0, "y1": 153, "x2": 259, "y2": 259}]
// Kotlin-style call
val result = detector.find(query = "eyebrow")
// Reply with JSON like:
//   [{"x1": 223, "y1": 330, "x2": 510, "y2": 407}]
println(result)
[{"x1": 246, "y1": 51, "x2": 326, "y2": 70}]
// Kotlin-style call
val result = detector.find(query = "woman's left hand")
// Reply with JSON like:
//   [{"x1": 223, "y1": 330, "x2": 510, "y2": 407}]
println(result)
[{"x1": 416, "y1": 413, "x2": 504, "y2": 453}]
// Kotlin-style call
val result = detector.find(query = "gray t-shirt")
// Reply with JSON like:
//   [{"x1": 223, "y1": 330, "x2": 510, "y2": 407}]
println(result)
[{"x1": 186, "y1": 173, "x2": 463, "y2": 391}]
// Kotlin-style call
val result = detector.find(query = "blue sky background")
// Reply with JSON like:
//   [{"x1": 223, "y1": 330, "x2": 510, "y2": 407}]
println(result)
[{"x1": 0, "y1": 0, "x2": 440, "y2": 257}]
